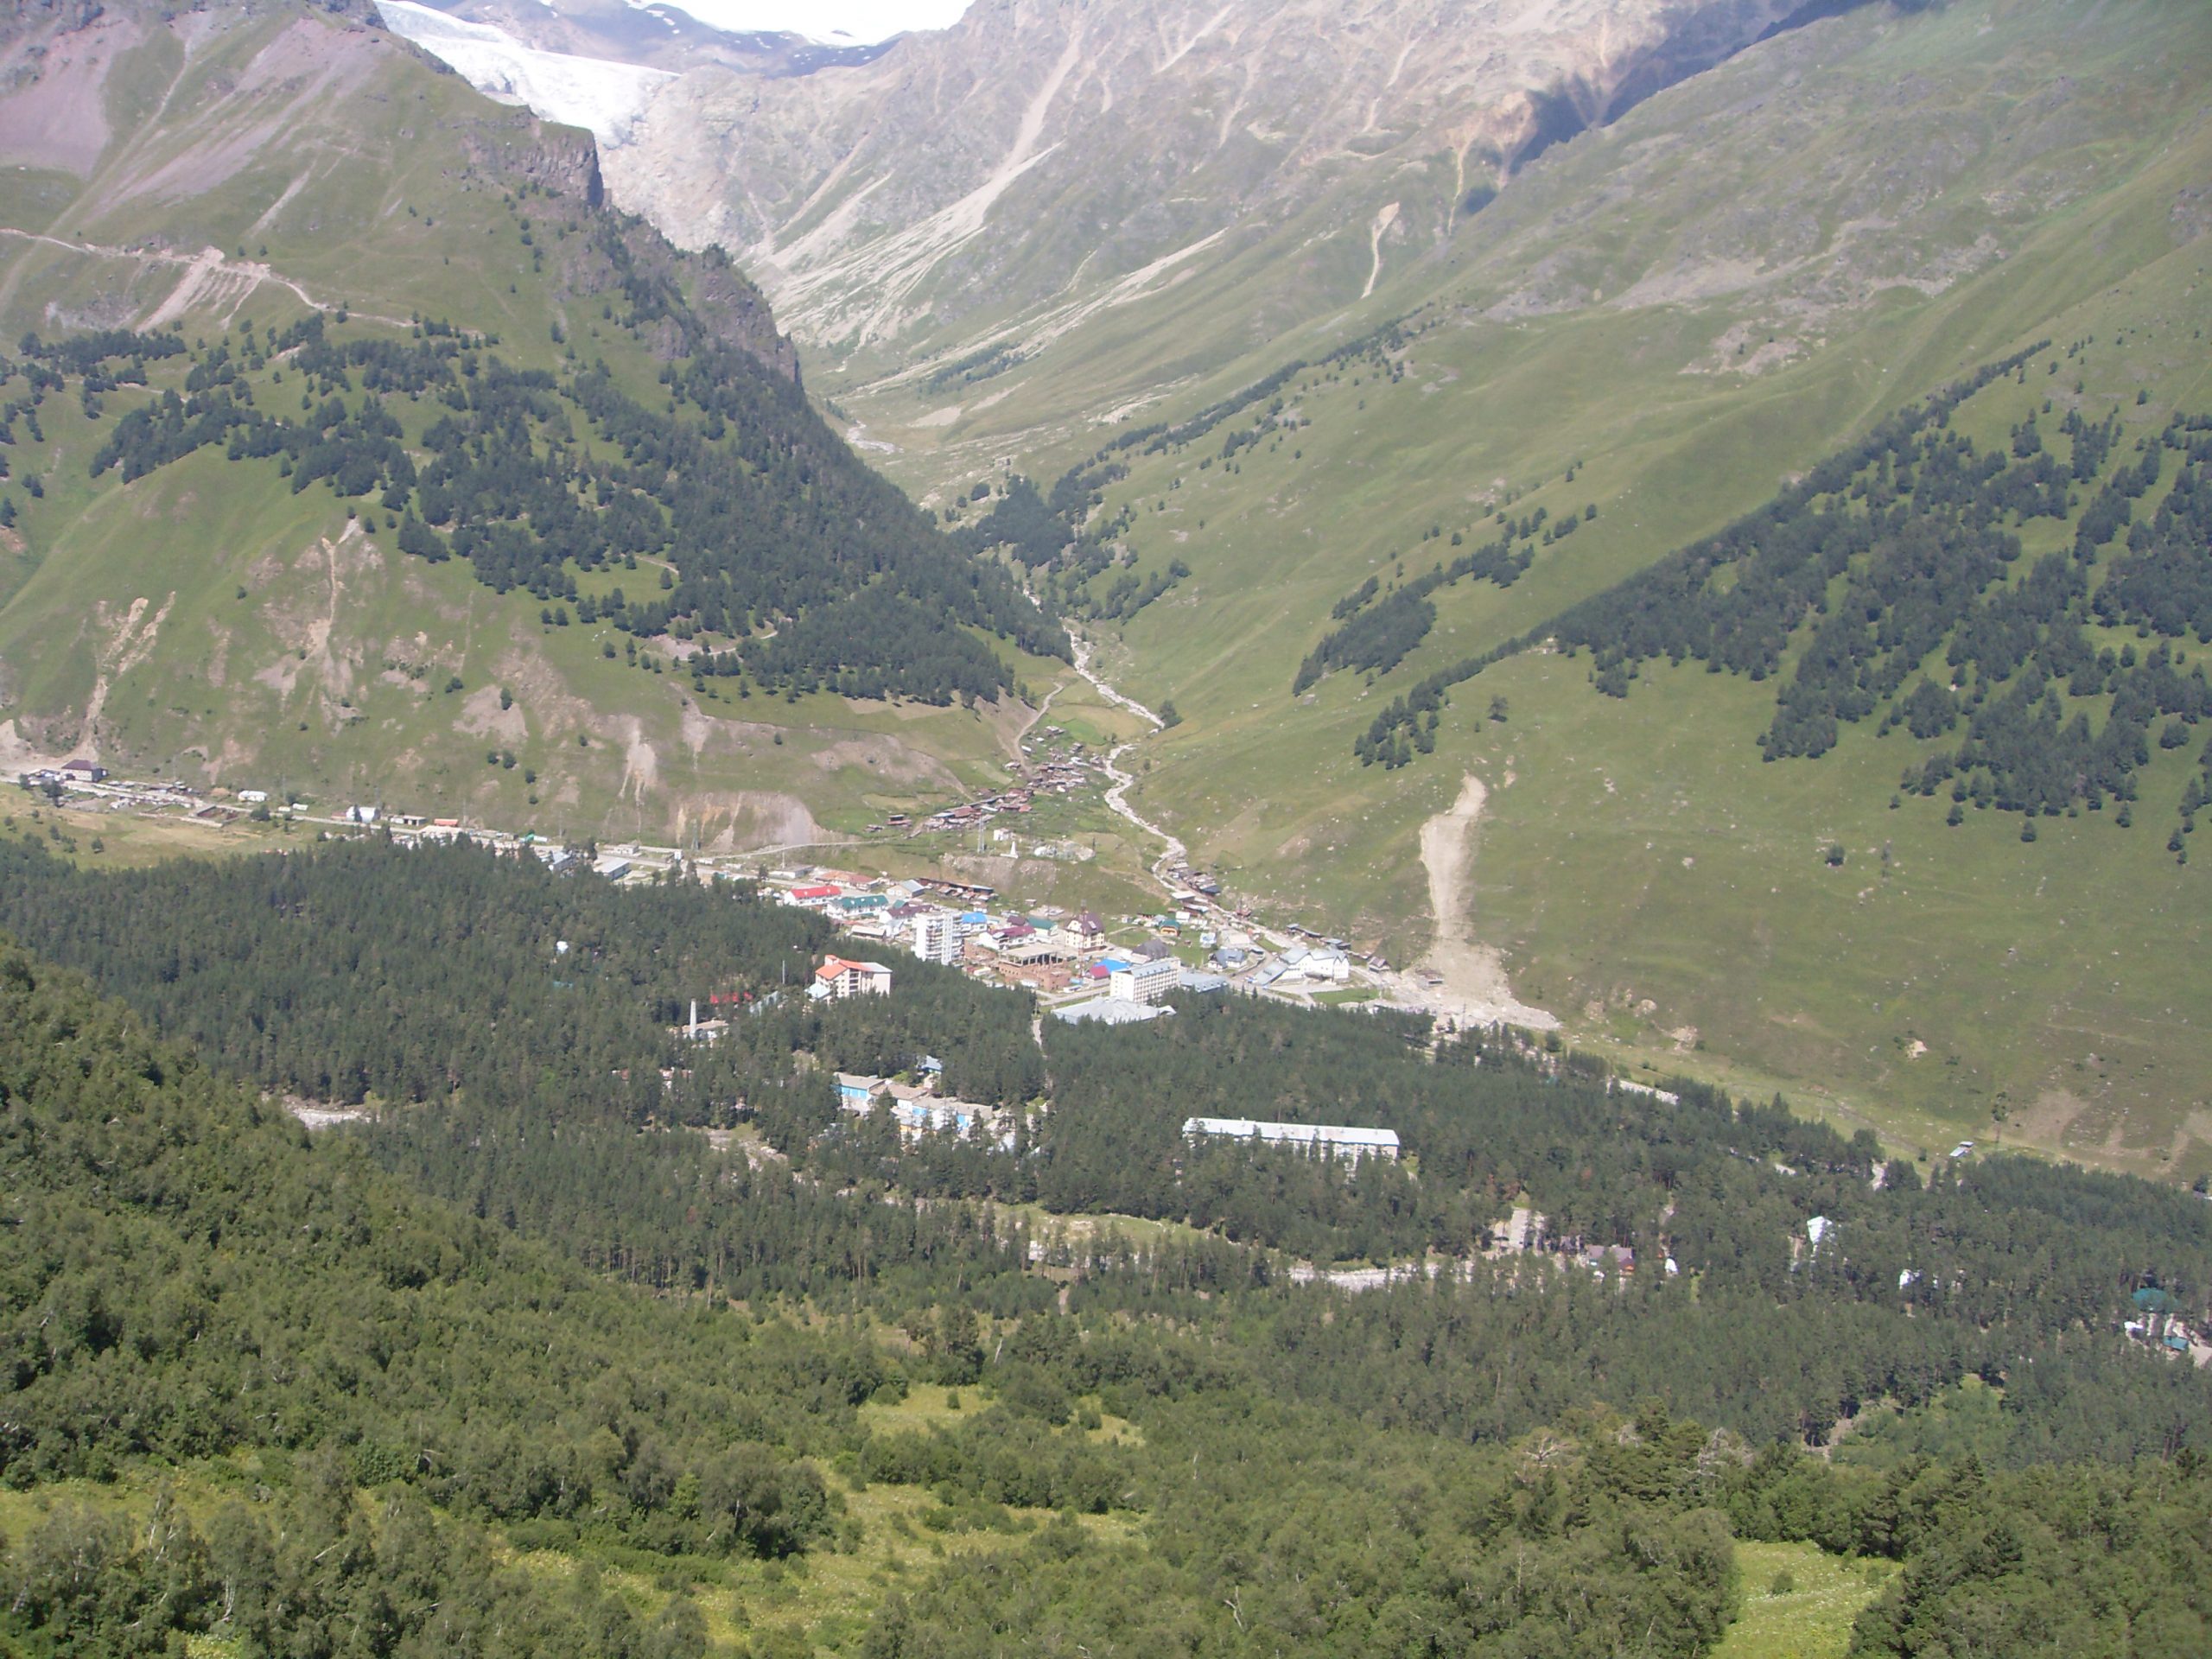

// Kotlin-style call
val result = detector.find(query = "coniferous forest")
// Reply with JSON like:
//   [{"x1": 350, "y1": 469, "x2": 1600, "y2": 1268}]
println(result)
[
  {"x1": 2, "y1": 834, "x2": 2209, "y2": 1654},
  {"x1": 30, "y1": 232, "x2": 1066, "y2": 711},
  {"x1": 1349, "y1": 353, "x2": 2212, "y2": 857}
]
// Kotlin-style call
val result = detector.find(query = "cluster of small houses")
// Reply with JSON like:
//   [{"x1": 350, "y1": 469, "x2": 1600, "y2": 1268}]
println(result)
[
  {"x1": 17, "y1": 764, "x2": 456, "y2": 829},
  {"x1": 2125, "y1": 1286, "x2": 2202, "y2": 1360},
  {"x1": 16, "y1": 762, "x2": 1363, "y2": 1020},
  {"x1": 645, "y1": 868, "x2": 1411, "y2": 1160},
  {"x1": 19, "y1": 758, "x2": 109, "y2": 788},
  {"x1": 918, "y1": 741, "x2": 1097, "y2": 836},
  {"x1": 618, "y1": 855, "x2": 1405, "y2": 1165},
  {"x1": 18, "y1": 759, "x2": 207, "y2": 816}
]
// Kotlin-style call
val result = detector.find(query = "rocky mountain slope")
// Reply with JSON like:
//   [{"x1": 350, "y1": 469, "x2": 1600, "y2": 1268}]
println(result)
[
  {"x1": 606, "y1": 0, "x2": 1854, "y2": 372},
  {"x1": 0, "y1": 0, "x2": 1054, "y2": 848}
]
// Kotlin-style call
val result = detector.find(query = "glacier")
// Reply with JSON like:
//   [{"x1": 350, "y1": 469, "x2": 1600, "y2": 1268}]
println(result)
[{"x1": 376, "y1": 1, "x2": 676, "y2": 146}]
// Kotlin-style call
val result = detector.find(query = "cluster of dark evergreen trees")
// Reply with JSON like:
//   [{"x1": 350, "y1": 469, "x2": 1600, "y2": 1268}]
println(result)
[
  {"x1": 1730, "y1": 1445, "x2": 2212, "y2": 1655},
  {"x1": 17, "y1": 327, "x2": 184, "y2": 378},
  {"x1": 1304, "y1": 510, "x2": 1588, "y2": 711},
  {"x1": 34, "y1": 295, "x2": 1065, "y2": 708},
  {"x1": 955, "y1": 466, "x2": 1166, "y2": 624},
  {"x1": 1545, "y1": 391, "x2": 2212, "y2": 843},
  {"x1": 1300, "y1": 528, "x2": 1536, "y2": 722},
  {"x1": 1351, "y1": 353, "x2": 2212, "y2": 848},
  {"x1": 2, "y1": 1472, "x2": 723, "y2": 1659}
]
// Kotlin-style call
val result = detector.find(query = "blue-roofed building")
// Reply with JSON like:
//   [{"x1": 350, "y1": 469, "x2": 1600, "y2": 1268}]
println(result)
[{"x1": 835, "y1": 1072, "x2": 889, "y2": 1112}]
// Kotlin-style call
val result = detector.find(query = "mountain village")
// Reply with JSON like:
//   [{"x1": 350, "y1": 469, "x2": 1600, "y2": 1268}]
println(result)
[
  {"x1": 16, "y1": 741, "x2": 1443, "y2": 1185},
  {"x1": 17, "y1": 738, "x2": 1388, "y2": 1022}
]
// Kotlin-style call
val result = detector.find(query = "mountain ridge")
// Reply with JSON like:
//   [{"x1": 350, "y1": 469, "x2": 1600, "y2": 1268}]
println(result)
[
  {"x1": 604, "y1": 0, "x2": 1880, "y2": 369},
  {"x1": 0, "y1": 0, "x2": 1063, "y2": 855}
]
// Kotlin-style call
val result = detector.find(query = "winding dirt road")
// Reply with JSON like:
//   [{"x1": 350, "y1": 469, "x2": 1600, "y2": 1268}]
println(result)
[
  {"x1": 1065, "y1": 639, "x2": 1556, "y2": 1029},
  {"x1": 0, "y1": 227, "x2": 409, "y2": 328},
  {"x1": 1068, "y1": 635, "x2": 1188, "y2": 883}
]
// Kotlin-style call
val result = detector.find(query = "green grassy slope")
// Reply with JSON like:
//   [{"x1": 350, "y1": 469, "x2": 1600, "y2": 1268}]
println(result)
[
  {"x1": 1717, "y1": 1542, "x2": 1892, "y2": 1659},
  {"x1": 0, "y1": 0, "x2": 1050, "y2": 842},
  {"x1": 857, "y1": 0, "x2": 2212, "y2": 1170}
]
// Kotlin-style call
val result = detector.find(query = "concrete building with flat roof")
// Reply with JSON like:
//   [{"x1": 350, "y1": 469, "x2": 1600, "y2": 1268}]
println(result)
[
  {"x1": 1110, "y1": 957, "x2": 1179, "y2": 1004},
  {"x1": 1053, "y1": 998, "x2": 1171, "y2": 1027},
  {"x1": 1182, "y1": 1117, "x2": 1400, "y2": 1160},
  {"x1": 810, "y1": 957, "x2": 893, "y2": 1001}
]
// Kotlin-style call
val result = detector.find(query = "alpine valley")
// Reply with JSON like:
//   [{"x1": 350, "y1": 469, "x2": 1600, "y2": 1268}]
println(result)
[
  {"x1": 3, "y1": 4, "x2": 2212, "y2": 1657},
  {"x1": 364, "y1": 0, "x2": 2207, "y2": 1171}
]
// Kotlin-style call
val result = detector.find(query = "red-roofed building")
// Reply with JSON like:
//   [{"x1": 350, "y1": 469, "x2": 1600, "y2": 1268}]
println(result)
[{"x1": 810, "y1": 956, "x2": 893, "y2": 1001}]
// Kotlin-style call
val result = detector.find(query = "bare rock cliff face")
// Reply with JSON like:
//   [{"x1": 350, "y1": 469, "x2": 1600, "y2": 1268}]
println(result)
[
  {"x1": 603, "y1": 0, "x2": 1849, "y2": 358},
  {"x1": 443, "y1": 88, "x2": 798, "y2": 377},
  {"x1": 457, "y1": 107, "x2": 604, "y2": 201}
]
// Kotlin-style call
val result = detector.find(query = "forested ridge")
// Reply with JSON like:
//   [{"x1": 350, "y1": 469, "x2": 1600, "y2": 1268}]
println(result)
[
  {"x1": 1352, "y1": 352, "x2": 2212, "y2": 853},
  {"x1": 0, "y1": 940, "x2": 870, "y2": 1649},
  {"x1": 3, "y1": 833, "x2": 2209, "y2": 1651},
  {"x1": 0, "y1": 836, "x2": 1050, "y2": 1303},
  {"x1": 8, "y1": 215, "x2": 1064, "y2": 709},
  {"x1": 4, "y1": 833, "x2": 2210, "y2": 1455}
]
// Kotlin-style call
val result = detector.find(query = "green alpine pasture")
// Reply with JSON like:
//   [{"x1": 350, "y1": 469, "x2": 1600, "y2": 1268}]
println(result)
[{"x1": 831, "y1": 0, "x2": 2212, "y2": 1174}]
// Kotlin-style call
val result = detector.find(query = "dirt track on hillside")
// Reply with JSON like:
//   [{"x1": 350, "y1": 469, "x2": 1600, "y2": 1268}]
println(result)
[{"x1": 1389, "y1": 773, "x2": 1557, "y2": 1032}]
